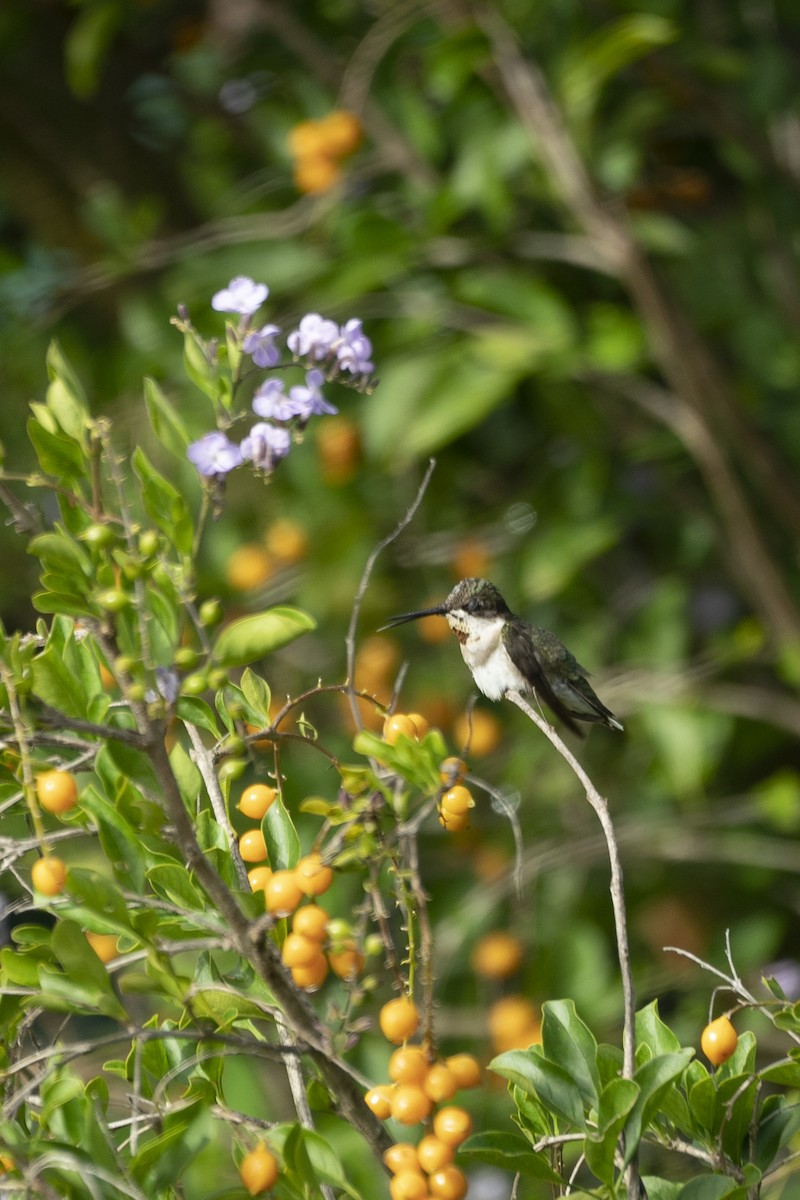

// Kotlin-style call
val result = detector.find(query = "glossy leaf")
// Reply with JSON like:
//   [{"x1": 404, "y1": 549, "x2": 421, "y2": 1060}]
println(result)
[{"x1": 211, "y1": 607, "x2": 316, "y2": 668}]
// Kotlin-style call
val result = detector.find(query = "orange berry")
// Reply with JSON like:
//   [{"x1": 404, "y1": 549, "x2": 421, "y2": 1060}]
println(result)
[
  {"x1": 423, "y1": 1062, "x2": 457, "y2": 1102},
  {"x1": 317, "y1": 109, "x2": 363, "y2": 157},
  {"x1": 85, "y1": 932, "x2": 119, "y2": 964},
  {"x1": 428, "y1": 1164, "x2": 468, "y2": 1200},
  {"x1": 391, "y1": 1084, "x2": 432, "y2": 1125},
  {"x1": 389, "y1": 1170, "x2": 428, "y2": 1200},
  {"x1": 328, "y1": 938, "x2": 365, "y2": 980},
  {"x1": 239, "y1": 1142, "x2": 279, "y2": 1195},
  {"x1": 293, "y1": 154, "x2": 342, "y2": 195},
  {"x1": 380, "y1": 996, "x2": 421, "y2": 1043},
  {"x1": 238, "y1": 829, "x2": 268, "y2": 863},
  {"x1": 416, "y1": 1135, "x2": 454, "y2": 1174},
  {"x1": 287, "y1": 119, "x2": 329, "y2": 158},
  {"x1": 225, "y1": 544, "x2": 273, "y2": 591},
  {"x1": 0, "y1": 1153, "x2": 14, "y2": 1173},
  {"x1": 451, "y1": 537, "x2": 491, "y2": 581},
  {"x1": 281, "y1": 932, "x2": 321, "y2": 968},
  {"x1": 290, "y1": 950, "x2": 329, "y2": 991},
  {"x1": 701, "y1": 1015, "x2": 738, "y2": 1066},
  {"x1": 295, "y1": 853, "x2": 334, "y2": 897},
  {"x1": 316, "y1": 416, "x2": 361, "y2": 484},
  {"x1": 432, "y1": 1106, "x2": 472, "y2": 1147},
  {"x1": 364, "y1": 1084, "x2": 394, "y2": 1119},
  {"x1": 356, "y1": 635, "x2": 400, "y2": 689},
  {"x1": 488, "y1": 995, "x2": 542, "y2": 1052},
  {"x1": 247, "y1": 866, "x2": 273, "y2": 895},
  {"x1": 383, "y1": 1143, "x2": 420, "y2": 1174},
  {"x1": 417, "y1": 611, "x2": 450, "y2": 644},
  {"x1": 31, "y1": 855, "x2": 67, "y2": 897},
  {"x1": 383, "y1": 714, "x2": 420, "y2": 745},
  {"x1": 36, "y1": 770, "x2": 78, "y2": 815},
  {"x1": 292, "y1": 904, "x2": 329, "y2": 941},
  {"x1": 440, "y1": 786, "x2": 474, "y2": 816},
  {"x1": 438, "y1": 808, "x2": 470, "y2": 832},
  {"x1": 444, "y1": 1053, "x2": 481, "y2": 1090},
  {"x1": 99, "y1": 663, "x2": 116, "y2": 690},
  {"x1": 471, "y1": 930, "x2": 524, "y2": 979},
  {"x1": 265, "y1": 870, "x2": 304, "y2": 917},
  {"x1": 453, "y1": 709, "x2": 501, "y2": 757},
  {"x1": 406, "y1": 712, "x2": 430, "y2": 739},
  {"x1": 238, "y1": 784, "x2": 277, "y2": 820},
  {"x1": 264, "y1": 518, "x2": 309, "y2": 564},
  {"x1": 388, "y1": 1044, "x2": 430, "y2": 1085}
]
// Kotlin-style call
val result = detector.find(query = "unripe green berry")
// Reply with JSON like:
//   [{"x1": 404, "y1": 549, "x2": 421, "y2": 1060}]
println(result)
[
  {"x1": 199, "y1": 599, "x2": 223, "y2": 627},
  {"x1": 138, "y1": 530, "x2": 160, "y2": 558},
  {"x1": 181, "y1": 672, "x2": 209, "y2": 696},
  {"x1": 96, "y1": 588, "x2": 131, "y2": 612},
  {"x1": 218, "y1": 757, "x2": 248, "y2": 782},
  {"x1": 173, "y1": 647, "x2": 201, "y2": 671},
  {"x1": 81, "y1": 522, "x2": 116, "y2": 548}
]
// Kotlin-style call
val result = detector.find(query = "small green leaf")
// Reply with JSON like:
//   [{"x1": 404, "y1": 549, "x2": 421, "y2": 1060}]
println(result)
[
  {"x1": 491, "y1": 1047, "x2": 587, "y2": 1129},
  {"x1": 212, "y1": 608, "x2": 316, "y2": 668},
  {"x1": 541, "y1": 998, "x2": 599, "y2": 1106},
  {"x1": 132, "y1": 446, "x2": 193, "y2": 555},
  {"x1": 264, "y1": 793, "x2": 300, "y2": 872},
  {"x1": 624, "y1": 1050, "x2": 694, "y2": 1165},
  {"x1": 27, "y1": 417, "x2": 87, "y2": 481},
  {"x1": 240, "y1": 668, "x2": 272, "y2": 724},
  {"x1": 459, "y1": 1131, "x2": 562, "y2": 1181},
  {"x1": 676, "y1": 1176, "x2": 745, "y2": 1200},
  {"x1": 147, "y1": 864, "x2": 209, "y2": 911},
  {"x1": 584, "y1": 1077, "x2": 639, "y2": 1184},
  {"x1": 144, "y1": 376, "x2": 191, "y2": 458}
]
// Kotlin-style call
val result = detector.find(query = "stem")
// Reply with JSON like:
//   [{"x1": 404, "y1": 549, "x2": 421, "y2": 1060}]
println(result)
[
  {"x1": 345, "y1": 458, "x2": 436, "y2": 731},
  {"x1": 184, "y1": 720, "x2": 250, "y2": 890},
  {"x1": 505, "y1": 691, "x2": 640, "y2": 1195}
]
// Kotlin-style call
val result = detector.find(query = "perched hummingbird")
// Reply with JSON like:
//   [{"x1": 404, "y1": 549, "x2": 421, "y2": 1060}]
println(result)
[{"x1": 382, "y1": 577, "x2": 623, "y2": 736}]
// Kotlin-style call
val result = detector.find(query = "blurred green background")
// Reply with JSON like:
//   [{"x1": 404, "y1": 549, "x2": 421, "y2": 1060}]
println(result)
[{"x1": 3, "y1": 0, "x2": 800, "y2": 1190}]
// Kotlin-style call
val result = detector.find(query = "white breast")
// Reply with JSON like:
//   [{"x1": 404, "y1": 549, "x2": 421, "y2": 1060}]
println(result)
[{"x1": 448, "y1": 613, "x2": 529, "y2": 701}]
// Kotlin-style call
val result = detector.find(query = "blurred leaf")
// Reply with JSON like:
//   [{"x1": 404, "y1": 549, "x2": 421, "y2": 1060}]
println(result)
[
  {"x1": 459, "y1": 1131, "x2": 562, "y2": 1181},
  {"x1": 212, "y1": 608, "x2": 316, "y2": 668},
  {"x1": 522, "y1": 519, "x2": 619, "y2": 600},
  {"x1": 144, "y1": 376, "x2": 191, "y2": 458},
  {"x1": 45, "y1": 340, "x2": 89, "y2": 443},
  {"x1": 559, "y1": 14, "x2": 677, "y2": 125},
  {"x1": 132, "y1": 446, "x2": 193, "y2": 555},
  {"x1": 64, "y1": 0, "x2": 125, "y2": 99}
]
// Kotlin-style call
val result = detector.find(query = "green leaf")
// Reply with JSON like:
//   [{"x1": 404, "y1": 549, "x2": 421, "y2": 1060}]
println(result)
[
  {"x1": 27, "y1": 417, "x2": 87, "y2": 481},
  {"x1": 264, "y1": 792, "x2": 300, "y2": 872},
  {"x1": 755, "y1": 1093, "x2": 800, "y2": 1170},
  {"x1": 541, "y1": 999, "x2": 600, "y2": 1106},
  {"x1": 176, "y1": 695, "x2": 221, "y2": 737},
  {"x1": 147, "y1": 864, "x2": 209, "y2": 911},
  {"x1": 676, "y1": 1176, "x2": 746, "y2": 1200},
  {"x1": 584, "y1": 1077, "x2": 639, "y2": 1184},
  {"x1": 41, "y1": 920, "x2": 126, "y2": 1019},
  {"x1": 212, "y1": 607, "x2": 316, "y2": 668},
  {"x1": 459, "y1": 1131, "x2": 562, "y2": 1181},
  {"x1": 31, "y1": 646, "x2": 88, "y2": 717},
  {"x1": 61, "y1": 867, "x2": 133, "y2": 934},
  {"x1": 132, "y1": 446, "x2": 193, "y2": 555},
  {"x1": 559, "y1": 14, "x2": 677, "y2": 125},
  {"x1": 624, "y1": 1050, "x2": 695, "y2": 1166},
  {"x1": 240, "y1": 668, "x2": 273, "y2": 725},
  {"x1": 45, "y1": 340, "x2": 89, "y2": 441},
  {"x1": 491, "y1": 1047, "x2": 588, "y2": 1130},
  {"x1": 144, "y1": 376, "x2": 191, "y2": 458},
  {"x1": 636, "y1": 1000, "x2": 683, "y2": 1059}
]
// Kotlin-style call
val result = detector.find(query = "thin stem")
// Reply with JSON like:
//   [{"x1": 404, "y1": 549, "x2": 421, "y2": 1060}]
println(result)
[
  {"x1": 184, "y1": 720, "x2": 250, "y2": 890},
  {"x1": 505, "y1": 690, "x2": 640, "y2": 1197},
  {"x1": 345, "y1": 458, "x2": 436, "y2": 731}
]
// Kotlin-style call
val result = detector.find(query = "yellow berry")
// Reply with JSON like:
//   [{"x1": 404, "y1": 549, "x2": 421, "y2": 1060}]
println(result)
[
  {"x1": 265, "y1": 870, "x2": 304, "y2": 916},
  {"x1": 383, "y1": 1143, "x2": 420, "y2": 1174},
  {"x1": 432, "y1": 1106, "x2": 472, "y2": 1147},
  {"x1": 701, "y1": 1015, "x2": 738, "y2": 1066},
  {"x1": 238, "y1": 784, "x2": 277, "y2": 820},
  {"x1": 364, "y1": 1084, "x2": 394, "y2": 1119},
  {"x1": 295, "y1": 853, "x2": 334, "y2": 897},
  {"x1": 281, "y1": 933, "x2": 321, "y2": 968},
  {"x1": 36, "y1": 770, "x2": 78, "y2": 814},
  {"x1": 423, "y1": 1062, "x2": 457, "y2": 1102},
  {"x1": 238, "y1": 829, "x2": 268, "y2": 863},
  {"x1": 416, "y1": 1135, "x2": 454, "y2": 1174},
  {"x1": 31, "y1": 855, "x2": 67, "y2": 897},
  {"x1": 292, "y1": 904, "x2": 329, "y2": 941},
  {"x1": 389, "y1": 1169, "x2": 428, "y2": 1200},
  {"x1": 383, "y1": 714, "x2": 420, "y2": 745},
  {"x1": 391, "y1": 1084, "x2": 432, "y2": 1125},
  {"x1": 290, "y1": 950, "x2": 329, "y2": 991},
  {"x1": 471, "y1": 930, "x2": 524, "y2": 979},
  {"x1": 239, "y1": 1142, "x2": 279, "y2": 1195},
  {"x1": 388, "y1": 1044, "x2": 430, "y2": 1085},
  {"x1": 444, "y1": 1053, "x2": 481, "y2": 1090},
  {"x1": 380, "y1": 996, "x2": 421, "y2": 1043},
  {"x1": 428, "y1": 1163, "x2": 468, "y2": 1200},
  {"x1": 85, "y1": 932, "x2": 119, "y2": 964}
]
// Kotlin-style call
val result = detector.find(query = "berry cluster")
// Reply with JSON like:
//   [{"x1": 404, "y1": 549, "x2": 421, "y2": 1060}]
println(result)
[
  {"x1": 287, "y1": 109, "x2": 363, "y2": 194},
  {"x1": 364, "y1": 998, "x2": 478, "y2": 1199}
]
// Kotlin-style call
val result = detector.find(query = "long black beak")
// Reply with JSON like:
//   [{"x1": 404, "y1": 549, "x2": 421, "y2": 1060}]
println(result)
[{"x1": 378, "y1": 603, "x2": 447, "y2": 631}]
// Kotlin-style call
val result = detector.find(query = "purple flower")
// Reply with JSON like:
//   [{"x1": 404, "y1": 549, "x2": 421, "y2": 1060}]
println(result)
[
  {"x1": 243, "y1": 323, "x2": 281, "y2": 368},
  {"x1": 336, "y1": 318, "x2": 374, "y2": 375},
  {"x1": 252, "y1": 378, "x2": 304, "y2": 422},
  {"x1": 211, "y1": 276, "x2": 269, "y2": 316},
  {"x1": 240, "y1": 423, "x2": 292, "y2": 472},
  {"x1": 288, "y1": 369, "x2": 338, "y2": 419},
  {"x1": 287, "y1": 313, "x2": 339, "y2": 361},
  {"x1": 187, "y1": 432, "x2": 244, "y2": 477}
]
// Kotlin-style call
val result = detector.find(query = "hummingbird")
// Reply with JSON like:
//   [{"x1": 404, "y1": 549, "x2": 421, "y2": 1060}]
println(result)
[{"x1": 382, "y1": 577, "x2": 623, "y2": 736}]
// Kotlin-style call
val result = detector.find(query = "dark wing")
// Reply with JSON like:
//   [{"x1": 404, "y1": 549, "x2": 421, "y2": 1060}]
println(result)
[{"x1": 506, "y1": 620, "x2": 585, "y2": 736}]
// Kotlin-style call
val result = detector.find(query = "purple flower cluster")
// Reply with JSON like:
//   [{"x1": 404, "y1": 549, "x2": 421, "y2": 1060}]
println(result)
[{"x1": 187, "y1": 277, "x2": 374, "y2": 481}]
